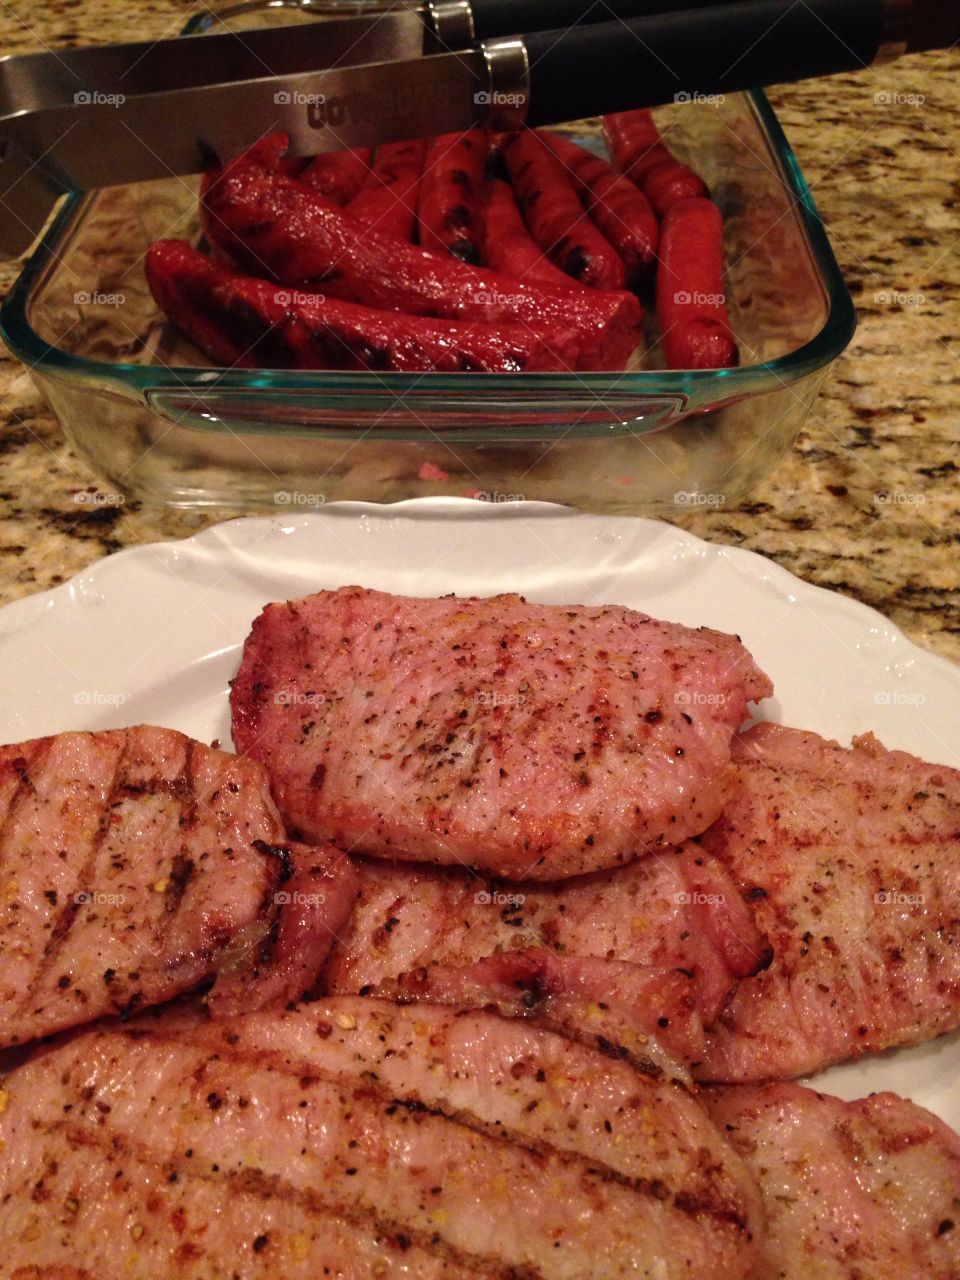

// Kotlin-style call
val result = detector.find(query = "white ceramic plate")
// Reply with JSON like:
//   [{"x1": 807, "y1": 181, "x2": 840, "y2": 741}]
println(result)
[{"x1": 2, "y1": 499, "x2": 958, "y2": 1126}]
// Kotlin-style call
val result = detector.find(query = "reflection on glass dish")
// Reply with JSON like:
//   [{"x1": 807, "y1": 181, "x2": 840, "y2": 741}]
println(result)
[{"x1": 0, "y1": 3, "x2": 855, "y2": 511}]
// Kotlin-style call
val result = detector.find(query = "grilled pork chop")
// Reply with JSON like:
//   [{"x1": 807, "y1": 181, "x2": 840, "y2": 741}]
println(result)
[
  {"x1": 319, "y1": 719, "x2": 960, "y2": 1084},
  {"x1": 0, "y1": 998, "x2": 764, "y2": 1279},
  {"x1": 705, "y1": 1082, "x2": 960, "y2": 1279},
  {"x1": 695, "y1": 723, "x2": 960, "y2": 1082},
  {"x1": 0, "y1": 727, "x2": 358, "y2": 1046},
  {"x1": 320, "y1": 848, "x2": 772, "y2": 1075},
  {"x1": 230, "y1": 586, "x2": 772, "y2": 879}
]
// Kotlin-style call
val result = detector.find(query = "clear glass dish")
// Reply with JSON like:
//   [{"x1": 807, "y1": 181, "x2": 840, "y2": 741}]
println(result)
[{"x1": 0, "y1": 1, "x2": 855, "y2": 512}]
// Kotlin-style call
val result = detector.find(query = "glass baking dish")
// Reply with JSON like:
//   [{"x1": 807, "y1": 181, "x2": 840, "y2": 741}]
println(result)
[{"x1": 0, "y1": 0, "x2": 855, "y2": 513}]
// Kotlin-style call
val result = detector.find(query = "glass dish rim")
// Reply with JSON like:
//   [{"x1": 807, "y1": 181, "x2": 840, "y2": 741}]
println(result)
[{"x1": 0, "y1": 89, "x2": 856, "y2": 404}]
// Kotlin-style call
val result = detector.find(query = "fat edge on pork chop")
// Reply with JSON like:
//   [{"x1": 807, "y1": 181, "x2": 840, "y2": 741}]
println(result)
[
  {"x1": 319, "y1": 844, "x2": 773, "y2": 1077},
  {"x1": 230, "y1": 587, "x2": 773, "y2": 879}
]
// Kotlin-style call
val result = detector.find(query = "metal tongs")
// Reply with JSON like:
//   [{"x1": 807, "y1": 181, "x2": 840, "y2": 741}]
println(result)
[{"x1": 0, "y1": 0, "x2": 955, "y2": 254}]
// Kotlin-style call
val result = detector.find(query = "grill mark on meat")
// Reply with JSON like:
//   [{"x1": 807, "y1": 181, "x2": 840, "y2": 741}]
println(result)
[
  {"x1": 51, "y1": 1076, "x2": 746, "y2": 1274},
  {"x1": 230, "y1": 588, "x2": 772, "y2": 880},
  {"x1": 51, "y1": 1121, "x2": 544, "y2": 1279},
  {"x1": 1, "y1": 729, "x2": 360, "y2": 1047},
  {"x1": 123, "y1": 1026, "x2": 740, "y2": 1226},
  {"x1": 2, "y1": 1002, "x2": 763, "y2": 1277},
  {"x1": 152, "y1": 744, "x2": 201, "y2": 953},
  {"x1": 160, "y1": 856, "x2": 196, "y2": 916},
  {"x1": 0, "y1": 748, "x2": 40, "y2": 847},
  {"x1": 592, "y1": 1031, "x2": 665, "y2": 1080},
  {"x1": 247, "y1": 839, "x2": 295, "y2": 968},
  {"x1": 180, "y1": 739, "x2": 199, "y2": 829},
  {"x1": 251, "y1": 838, "x2": 294, "y2": 885},
  {"x1": 19, "y1": 739, "x2": 130, "y2": 1006},
  {"x1": 378, "y1": 1092, "x2": 747, "y2": 1229}
]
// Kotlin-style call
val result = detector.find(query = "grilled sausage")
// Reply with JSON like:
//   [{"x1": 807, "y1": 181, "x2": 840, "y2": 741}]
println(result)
[
  {"x1": 346, "y1": 139, "x2": 426, "y2": 240},
  {"x1": 501, "y1": 130, "x2": 627, "y2": 290},
  {"x1": 300, "y1": 146, "x2": 372, "y2": 205},
  {"x1": 546, "y1": 133, "x2": 659, "y2": 286},
  {"x1": 418, "y1": 131, "x2": 487, "y2": 263},
  {"x1": 604, "y1": 109, "x2": 708, "y2": 218},
  {"x1": 655, "y1": 196, "x2": 738, "y2": 369},
  {"x1": 147, "y1": 239, "x2": 584, "y2": 373},
  {"x1": 478, "y1": 177, "x2": 572, "y2": 287},
  {"x1": 200, "y1": 135, "x2": 643, "y2": 371}
]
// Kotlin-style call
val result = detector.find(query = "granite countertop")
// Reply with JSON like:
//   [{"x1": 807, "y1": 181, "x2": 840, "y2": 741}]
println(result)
[{"x1": 0, "y1": 2, "x2": 957, "y2": 663}]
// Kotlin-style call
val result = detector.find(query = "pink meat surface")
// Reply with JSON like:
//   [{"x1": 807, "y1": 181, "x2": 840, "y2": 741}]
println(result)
[
  {"x1": 0, "y1": 727, "x2": 358, "y2": 1045},
  {"x1": 705, "y1": 1081, "x2": 960, "y2": 1279},
  {"x1": 695, "y1": 723, "x2": 960, "y2": 1081},
  {"x1": 321, "y1": 847, "x2": 772, "y2": 1075},
  {"x1": 0, "y1": 998, "x2": 764, "y2": 1279},
  {"x1": 230, "y1": 587, "x2": 772, "y2": 880},
  {"x1": 364, "y1": 948, "x2": 705, "y2": 1081}
]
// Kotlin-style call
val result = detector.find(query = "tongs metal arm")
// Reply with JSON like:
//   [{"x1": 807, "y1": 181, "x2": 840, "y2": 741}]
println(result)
[{"x1": 0, "y1": 0, "x2": 957, "y2": 258}]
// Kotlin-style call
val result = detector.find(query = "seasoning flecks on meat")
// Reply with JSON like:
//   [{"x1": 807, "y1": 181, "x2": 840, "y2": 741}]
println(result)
[
  {"x1": 230, "y1": 587, "x2": 772, "y2": 880},
  {"x1": 0, "y1": 998, "x2": 764, "y2": 1279},
  {"x1": 0, "y1": 727, "x2": 358, "y2": 1046}
]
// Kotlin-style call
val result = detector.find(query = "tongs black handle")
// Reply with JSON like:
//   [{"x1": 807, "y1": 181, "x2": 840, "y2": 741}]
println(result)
[
  {"x1": 468, "y1": 0, "x2": 730, "y2": 40},
  {"x1": 523, "y1": 0, "x2": 940, "y2": 126}
]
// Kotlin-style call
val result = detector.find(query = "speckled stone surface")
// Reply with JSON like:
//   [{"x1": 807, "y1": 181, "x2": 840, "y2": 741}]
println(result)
[{"x1": 0, "y1": 2, "x2": 958, "y2": 663}]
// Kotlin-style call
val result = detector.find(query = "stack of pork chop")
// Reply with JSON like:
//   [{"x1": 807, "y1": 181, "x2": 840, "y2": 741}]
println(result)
[
  {"x1": 2, "y1": 586, "x2": 958, "y2": 1279},
  {"x1": 233, "y1": 587, "x2": 960, "y2": 1085}
]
